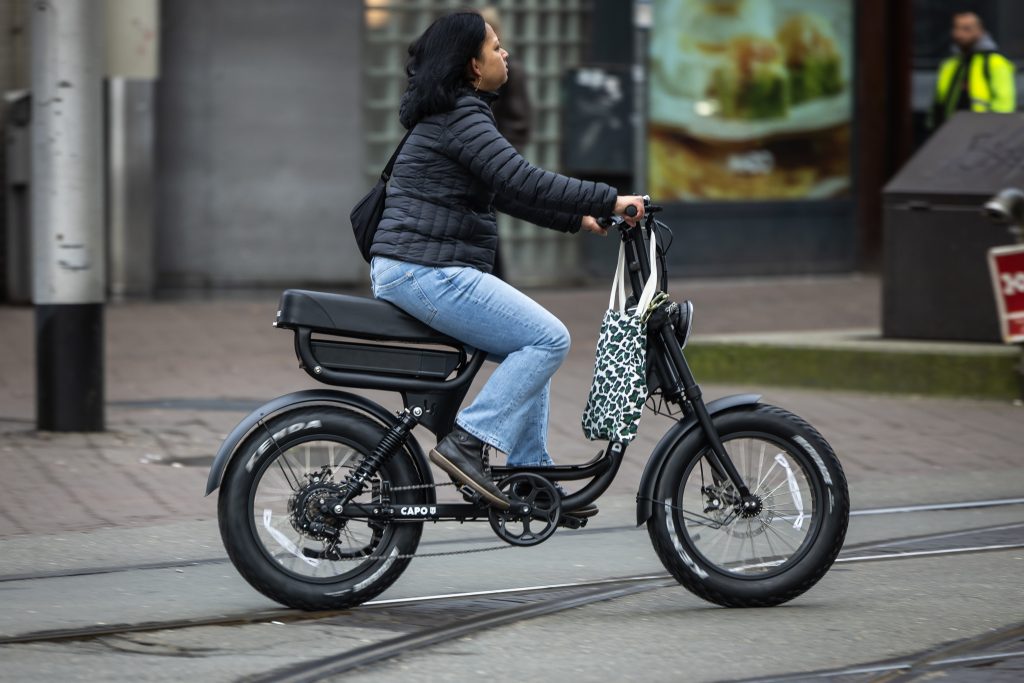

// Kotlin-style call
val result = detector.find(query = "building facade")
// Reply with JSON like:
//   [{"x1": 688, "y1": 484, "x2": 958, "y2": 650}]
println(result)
[{"x1": 1, "y1": 0, "x2": 1021, "y2": 299}]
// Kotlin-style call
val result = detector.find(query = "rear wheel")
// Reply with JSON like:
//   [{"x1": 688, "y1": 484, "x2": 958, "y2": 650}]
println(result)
[
  {"x1": 648, "y1": 404, "x2": 849, "y2": 607},
  {"x1": 218, "y1": 407, "x2": 425, "y2": 610}
]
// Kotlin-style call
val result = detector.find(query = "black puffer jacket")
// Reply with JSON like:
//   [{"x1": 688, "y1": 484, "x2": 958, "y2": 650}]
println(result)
[{"x1": 370, "y1": 91, "x2": 618, "y2": 273}]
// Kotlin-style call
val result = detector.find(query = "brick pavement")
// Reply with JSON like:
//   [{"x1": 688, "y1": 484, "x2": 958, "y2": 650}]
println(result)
[{"x1": 1, "y1": 274, "x2": 1021, "y2": 539}]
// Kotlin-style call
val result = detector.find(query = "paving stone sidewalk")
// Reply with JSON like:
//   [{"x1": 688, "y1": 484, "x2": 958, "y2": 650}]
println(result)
[{"x1": 1, "y1": 274, "x2": 1021, "y2": 539}]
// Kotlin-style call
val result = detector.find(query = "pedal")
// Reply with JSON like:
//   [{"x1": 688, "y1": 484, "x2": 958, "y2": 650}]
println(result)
[
  {"x1": 457, "y1": 485, "x2": 486, "y2": 507},
  {"x1": 558, "y1": 514, "x2": 588, "y2": 530}
]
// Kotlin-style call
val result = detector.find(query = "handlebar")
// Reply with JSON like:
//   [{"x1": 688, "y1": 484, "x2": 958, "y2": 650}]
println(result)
[
  {"x1": 596, "y1": 195, "x2": 654, "y2": 229},
  {"x1": 598, "y1": 193, "x2": 671, "y2": 305}
]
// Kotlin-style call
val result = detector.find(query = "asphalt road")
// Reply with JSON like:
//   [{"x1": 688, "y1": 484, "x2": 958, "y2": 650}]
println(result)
[{"x1": 2, "y1": 483, "x2": 1023, "y2": 682}]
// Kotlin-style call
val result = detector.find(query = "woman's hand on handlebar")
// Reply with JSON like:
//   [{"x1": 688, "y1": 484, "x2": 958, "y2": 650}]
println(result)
[
  {"x1": 615, "y1": 195, "x2": 646, "y2": 225},
  {"x1": 580, "y1": 216, "x2": 608, "y2": 236},
  {"x1": 591, "y1": 195, "x2": 648, "y2": 231}
]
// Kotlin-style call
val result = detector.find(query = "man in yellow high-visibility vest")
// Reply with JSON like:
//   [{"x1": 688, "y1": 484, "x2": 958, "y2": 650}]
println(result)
[{"x1": 930, "y1": 12, "x2": 1016, "y2": 129}]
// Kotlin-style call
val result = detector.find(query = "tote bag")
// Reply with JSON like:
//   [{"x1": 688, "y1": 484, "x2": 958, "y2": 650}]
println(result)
[
  {"x1": 349, "y1": 129, "x2": 411, "y2": 263},
  {"x1": 581, "y1": 229, "x2": 664, "y2": 443}
]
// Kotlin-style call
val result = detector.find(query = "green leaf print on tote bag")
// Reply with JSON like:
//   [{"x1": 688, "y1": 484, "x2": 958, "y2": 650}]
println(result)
[{"x1": 581, "y1": 229, "x2": 665, "y2": 443}]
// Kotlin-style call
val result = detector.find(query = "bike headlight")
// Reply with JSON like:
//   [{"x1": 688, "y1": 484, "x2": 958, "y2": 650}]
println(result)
[{"x1": 674, "y1": 300, "x2": 694, "y2": 349}]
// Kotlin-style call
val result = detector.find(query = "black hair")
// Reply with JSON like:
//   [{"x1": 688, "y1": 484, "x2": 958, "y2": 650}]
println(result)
[{"x1": 398, "y1": 12, "x2": 487, "y2": 129}]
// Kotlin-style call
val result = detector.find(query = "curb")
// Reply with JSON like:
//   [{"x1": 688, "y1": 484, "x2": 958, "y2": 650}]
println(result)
[{"x1": 685, "y1": 329, "x2": 1023, "y2": 400}]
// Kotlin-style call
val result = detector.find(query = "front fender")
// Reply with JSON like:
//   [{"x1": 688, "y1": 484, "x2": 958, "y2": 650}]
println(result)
[
  {"x1": 635, "y1": 394, "x2": 761, "y2": 526},
  {"x1": 204, "y1": 389, "x2": 434, "y2": 498}
]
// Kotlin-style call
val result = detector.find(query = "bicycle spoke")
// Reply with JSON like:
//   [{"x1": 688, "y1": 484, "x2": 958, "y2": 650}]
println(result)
[
  {"x1": 761, "y1": 478, "x2": 791, "y2": 500},
  {"x1": 764, "y1": 523, "x2": 779, "y2": 559},
  {"x1": 682, "y1": 508, "x2": 727, "y2": 528},
  {"x1": 678, "y1": 438, "x2": 817, "y2": 578},
  {"x1": 764, "y1": 509, "x2": 806, "y2": 518},
  {"x1": 761, "y1": 522, "x2": 800, "y2": 552},
  {"x1": 755, "y1": 442, "x2": 766, "y2": 491},
  {"x1": 754, "y1": 460, "x2": 779, "y2": 492},
  {"x1": 698, "y1": 522, "x2": 730, "y2": 553},
  {"x1": 736, "y1": 439, "x2": 748, "y2": 482},
  {"x1": 717, "y1": 521, "x2": 737, "y2": 565},
  {"x1": 247, "y1": 437, "x2": 401, "y2": 582},
  {"x1": 275, "y1": 457, "x2": 300, "y2": 491}
]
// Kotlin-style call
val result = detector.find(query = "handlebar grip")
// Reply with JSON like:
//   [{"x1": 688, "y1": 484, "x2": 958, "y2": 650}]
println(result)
[{"x1": 625, "y1": 205, "x2": 638, "y2": 218}]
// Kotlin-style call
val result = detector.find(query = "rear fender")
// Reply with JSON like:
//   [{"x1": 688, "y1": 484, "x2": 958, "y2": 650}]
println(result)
[
  {"x1": 204, "y1": 389, "x2": 434, "y2": 500},
  {"x1": 635, "y1": 394, "x2": 761, "y2": 526}
]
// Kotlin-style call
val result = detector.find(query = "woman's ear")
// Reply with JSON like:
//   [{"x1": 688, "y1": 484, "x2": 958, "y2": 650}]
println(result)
[{"x1": 468, "y1": 57, "x2": 482, "y2": 80}]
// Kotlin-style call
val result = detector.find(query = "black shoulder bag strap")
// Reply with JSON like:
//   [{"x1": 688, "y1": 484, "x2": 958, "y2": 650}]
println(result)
[{"x1": 382, "y1": 129, "x2": 413, "y2": 182}]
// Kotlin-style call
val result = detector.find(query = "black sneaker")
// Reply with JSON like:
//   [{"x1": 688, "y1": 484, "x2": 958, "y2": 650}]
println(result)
[{"x1": 430, "y1": 428, "x2": 511, "y2": 510}]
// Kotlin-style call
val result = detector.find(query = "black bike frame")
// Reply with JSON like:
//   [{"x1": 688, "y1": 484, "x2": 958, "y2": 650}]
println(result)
[
  {"x1": 328, "y1": 217, "x2": 752, "y2": 526},
  {"x1": 290, "y1": 213, "x2": 752, "y2": 522}
]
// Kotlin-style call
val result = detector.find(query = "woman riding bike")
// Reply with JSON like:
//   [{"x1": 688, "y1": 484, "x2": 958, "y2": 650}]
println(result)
[{"x1": 368, "y1": 11, "x2": 645, "y2": 510}]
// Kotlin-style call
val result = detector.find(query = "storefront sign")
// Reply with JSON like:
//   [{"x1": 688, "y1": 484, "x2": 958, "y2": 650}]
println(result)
[
  {"x1": 648, "y1": 0, "x2": 853, "y2": 201},
  {"x1": 989, "y1": 244, "x2": 1024, "y2": 343}
]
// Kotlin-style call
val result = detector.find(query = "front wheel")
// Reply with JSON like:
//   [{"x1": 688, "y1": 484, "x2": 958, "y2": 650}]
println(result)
[{"x1": 648, "y1": 404, "x2": 849, "y2": 607}]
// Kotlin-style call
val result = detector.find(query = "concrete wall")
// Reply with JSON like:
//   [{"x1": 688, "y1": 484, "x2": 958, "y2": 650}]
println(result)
[{"x1": 156, "y1": 0, "x2": 365, "y2": 291}]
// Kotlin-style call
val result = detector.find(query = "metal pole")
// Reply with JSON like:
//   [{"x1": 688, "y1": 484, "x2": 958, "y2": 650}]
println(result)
[
  {"x1": 30, "y1": 0, "x2": 106, "y2": 431},
  {"x1": 632, "y1": 0, "x2": 650, "y2": 193}
]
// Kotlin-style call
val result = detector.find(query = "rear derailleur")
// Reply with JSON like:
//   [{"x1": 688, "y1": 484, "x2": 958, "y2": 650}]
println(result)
[{"x1": 289, "y1": 468, "x2": 382, "y2": 560}]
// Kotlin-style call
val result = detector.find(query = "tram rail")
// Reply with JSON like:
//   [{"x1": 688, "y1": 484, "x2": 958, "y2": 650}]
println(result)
[{"x1": 3, "y1": 519, "x2": 1023, "y2": 649}]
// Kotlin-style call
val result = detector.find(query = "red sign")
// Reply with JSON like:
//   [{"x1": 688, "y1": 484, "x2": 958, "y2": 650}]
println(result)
[{"x1": 989, "y1": 244, "x2": 1024, "y2": 343}]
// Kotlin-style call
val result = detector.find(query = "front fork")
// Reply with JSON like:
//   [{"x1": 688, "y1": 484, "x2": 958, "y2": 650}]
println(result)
[
  {"x1": 656, "y1": 326, "x2": 754, "y2": 501},
  {"x1": 620, "y1": 221, "x2": 754, "y2": 504}
]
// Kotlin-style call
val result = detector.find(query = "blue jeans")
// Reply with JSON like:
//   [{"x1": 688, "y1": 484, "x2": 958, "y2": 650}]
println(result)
[{"x1": 369, "y1": 256, "x2": 569, "y2": 467}]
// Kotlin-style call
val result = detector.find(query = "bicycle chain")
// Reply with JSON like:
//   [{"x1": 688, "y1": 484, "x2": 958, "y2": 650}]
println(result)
[{"x1": 329, "y1": 479, "x2": 516, "y2": 562}]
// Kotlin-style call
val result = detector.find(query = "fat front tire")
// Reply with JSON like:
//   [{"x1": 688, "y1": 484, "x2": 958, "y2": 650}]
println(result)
[
  {"x1": 648, "y1": 404, "x2": 849, "y2": 607},
  {"x1": 218, "y1": 407, "x2": 425, "y2": 610}
]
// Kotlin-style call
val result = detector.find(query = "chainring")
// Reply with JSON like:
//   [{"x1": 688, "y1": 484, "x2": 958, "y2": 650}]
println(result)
[{"x1": 488, "y1": 473, "x2": 562, "y2": 547}]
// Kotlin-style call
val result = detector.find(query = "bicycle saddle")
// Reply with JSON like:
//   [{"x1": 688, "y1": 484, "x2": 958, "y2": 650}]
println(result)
[{"x1": 276, "y1": 289, "x2": 458, "y2": 345}]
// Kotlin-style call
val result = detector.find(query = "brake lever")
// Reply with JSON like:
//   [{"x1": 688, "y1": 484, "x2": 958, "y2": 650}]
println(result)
[{"x1": 596, "y1": 216, "x2": 625, "y2": 229}]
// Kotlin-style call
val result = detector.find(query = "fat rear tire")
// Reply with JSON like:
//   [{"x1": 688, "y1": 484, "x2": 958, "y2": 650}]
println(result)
[{"x1": 218, "y1": 407, "x2": 425, "y2": 610}]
